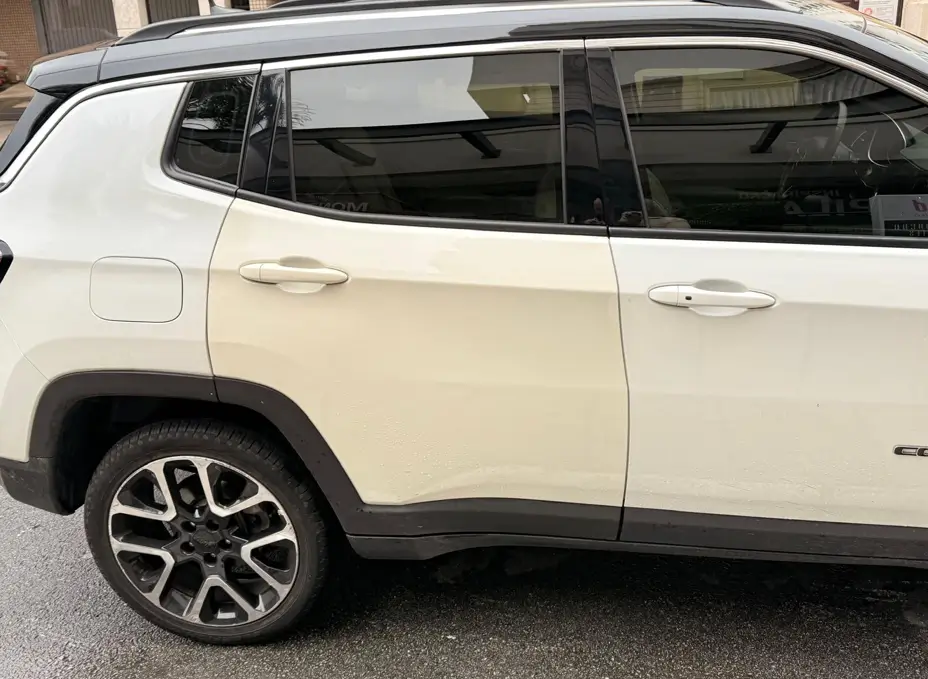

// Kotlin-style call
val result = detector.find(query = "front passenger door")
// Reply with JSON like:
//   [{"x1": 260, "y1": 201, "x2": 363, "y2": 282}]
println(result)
[{"x1": 601, "y1": 39, "x2": 928, "y2": 553}]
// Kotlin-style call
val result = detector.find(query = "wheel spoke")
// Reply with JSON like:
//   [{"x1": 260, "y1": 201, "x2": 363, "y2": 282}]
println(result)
[
  {"x1": 194, "y1": 459, "x2": 274, "y2": 518},
  {"x1": 111, "y1": 536, "x2": 173, "y2": 558},
  {"x1": 214, "y1": 577, "x2": 261, "y2": 621},
  {"x1": 145, "y1": 556, "x2": 175, "y2": 604},
  {"x1": 193, "y1": 459, "x2": 223, "y2": 515},
  {"x1": 147, "y1": 459, "x2": 179, "y2": 521},
  {"x1": 109, "y1": 501, "x2": 166, "y2": 521},
  {"x1": 185, "y1": 575, "x2": 261, "y2": 623},
  {"x1": 185, "y1": 576, "x2": 214, "y2": 622},
  {"x1": 109, "y1": 459, "x2": 178, "y2": 522},
  {"x1": 240, "y1": 527, "x2": 297, "y2": 595},
  {"x1": 110, "y1": 537, "x2": 175, "y2": 604},
  {"x1": 220, "y1": 489, "x2": 274, "y2": 517}
]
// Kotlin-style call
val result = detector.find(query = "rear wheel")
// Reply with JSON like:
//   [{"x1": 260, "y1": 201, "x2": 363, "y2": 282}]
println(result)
[{"x1": 84, "y1": 419, "x2": 328, "y2": 644}]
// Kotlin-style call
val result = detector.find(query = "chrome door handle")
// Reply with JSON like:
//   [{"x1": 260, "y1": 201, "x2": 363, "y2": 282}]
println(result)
[
  {"x1": 649, "y1": 284, "x2": 775, "y2": 309},
  {"x1": 239, "y1": 262, "x2": 349, "y2": 285}
]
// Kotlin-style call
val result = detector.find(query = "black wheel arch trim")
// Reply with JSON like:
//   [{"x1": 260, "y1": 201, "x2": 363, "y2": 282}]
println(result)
[{"x1": 5, "y1": 370, "x2": 622, "y2": 542}]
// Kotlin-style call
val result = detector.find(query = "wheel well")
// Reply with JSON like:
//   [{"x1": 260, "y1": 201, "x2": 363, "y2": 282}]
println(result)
[{"x1": 53, "y1": 395, "x2": 337, "y2": 525}]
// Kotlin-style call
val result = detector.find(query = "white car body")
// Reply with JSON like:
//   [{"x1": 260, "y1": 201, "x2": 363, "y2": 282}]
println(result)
[{"x1": 3, "y1": 0, "x2": 928, "y2": 643}]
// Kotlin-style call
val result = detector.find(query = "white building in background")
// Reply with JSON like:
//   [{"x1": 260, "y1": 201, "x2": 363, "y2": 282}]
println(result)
[{"x1": 903, "y1": 0, "x2": 928, "y2": 35}]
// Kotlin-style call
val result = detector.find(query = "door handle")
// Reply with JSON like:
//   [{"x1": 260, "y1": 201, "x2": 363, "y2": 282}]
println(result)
[
  {"x1": 649, "y1": 284, "x2": 775, "y2": 309},
  {"x1": 239, "y1": 262, "x2": 349, "y2": 285}
]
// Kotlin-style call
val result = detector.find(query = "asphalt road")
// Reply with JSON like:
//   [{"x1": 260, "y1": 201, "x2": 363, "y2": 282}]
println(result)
[{"x1": 4, "y1": 487, "x2": 928, "y2": 679}]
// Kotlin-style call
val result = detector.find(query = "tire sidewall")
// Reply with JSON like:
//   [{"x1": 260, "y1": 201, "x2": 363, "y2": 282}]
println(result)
[{"x1": 84, "y1": 424, "x2": 326, "y2": 644}]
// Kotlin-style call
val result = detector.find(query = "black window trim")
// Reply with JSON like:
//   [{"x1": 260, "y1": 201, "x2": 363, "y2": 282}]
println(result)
[
  {"x1": 285, "y1": 68, "x2": 297, "y2": 202},
  {"x1": 594, "y1": 34, "x2": 928, "y2": 248},
  {"x1": 236, "y1": 72, "x2": 263, "y2": 188},
  {"x1": 162, "y1": 75, "x2": 259, "y2": 197},
  {"x1": 240, "y1": 69, "x2": 276, "y2": 195},
  {"x1": 559, "y1": 51, "x2": 569, "y2": 225},
  {"x1": 586, "y1": 47, "x2": 648, "y2": 228},
  {"x1": 236, "y1": 39, "x2": 609, "y2": 237},
  {"x1": 563, "y1": 47, "x2": 609, "y2": 227}
]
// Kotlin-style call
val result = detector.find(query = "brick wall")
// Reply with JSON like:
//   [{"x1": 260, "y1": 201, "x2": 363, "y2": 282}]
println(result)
[{"x1": 0, "y1": 0, "x2": 42, "y2": 79}]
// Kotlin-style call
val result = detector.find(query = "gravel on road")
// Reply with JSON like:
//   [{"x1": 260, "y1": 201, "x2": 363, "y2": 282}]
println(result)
[{"x1": 3, "y1": 486, "x2": 928, "y2": 679}]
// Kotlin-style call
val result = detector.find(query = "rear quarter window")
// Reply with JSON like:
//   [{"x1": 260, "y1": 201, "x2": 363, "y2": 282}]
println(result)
[{"x1": 170, "y1": 76, "x2": 256, "y2": 186}]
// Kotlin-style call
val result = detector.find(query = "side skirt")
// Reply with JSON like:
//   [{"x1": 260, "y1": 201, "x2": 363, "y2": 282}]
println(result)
[
  {"x1": 621, "y1": 508, "x2": 928, "y2": 561},
  {"x1": 350, "y1": 507, "x2": 928, "y2": 567},
  {"x1": 348, "y1": 532, "x2": 928, "y2": 569}
]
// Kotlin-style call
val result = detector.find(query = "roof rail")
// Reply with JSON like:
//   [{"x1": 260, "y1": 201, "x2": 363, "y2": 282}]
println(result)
[
  {"x1": 116, "y1": 0, "x2": 791, "y2": 45},
  {"x1": 267, "y1": 0, "x2": 367, "y2": 7},
  {"x1": 267, "y1": 0, "x2": 796, "y2": 10},
  {"x1": 116, "y1": 0, "x2": 511, "y2": 44},
  {"x1": 704, "y1": 0, "x2": 795, "y2": 8}
]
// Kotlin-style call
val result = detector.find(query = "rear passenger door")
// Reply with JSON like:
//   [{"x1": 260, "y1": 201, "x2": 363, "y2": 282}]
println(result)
[
  {"x1": 208, "y1": 46, "x2": 631, "y2": 528},
  {"x1": 598, "y1": 37, "x2": 928, "y2": 552}
]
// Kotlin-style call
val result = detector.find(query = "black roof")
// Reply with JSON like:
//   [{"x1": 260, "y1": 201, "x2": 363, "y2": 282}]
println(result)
[{"x1": 25, "y1": 0, "x2": 928, "y2": 100}]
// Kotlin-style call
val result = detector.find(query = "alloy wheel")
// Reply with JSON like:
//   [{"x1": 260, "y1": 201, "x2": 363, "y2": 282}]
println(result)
[{"x1": 107, "y1": 455, "x2": 299, "y2": 626}]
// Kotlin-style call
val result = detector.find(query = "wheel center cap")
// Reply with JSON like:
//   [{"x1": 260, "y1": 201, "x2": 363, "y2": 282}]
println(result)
[{"x1": 191, "y1": 527, "x2": 220, "y2": 552}]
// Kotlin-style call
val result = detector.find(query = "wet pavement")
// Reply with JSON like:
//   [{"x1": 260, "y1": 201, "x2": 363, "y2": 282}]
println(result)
[{"x1": 3, "y1": 487, "x2": 928, "y2": 678}]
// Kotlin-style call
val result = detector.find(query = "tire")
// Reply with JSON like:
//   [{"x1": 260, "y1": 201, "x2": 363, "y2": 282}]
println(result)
[{"x1": 84, "y1": 419, "x2": 328, "y2": 645}]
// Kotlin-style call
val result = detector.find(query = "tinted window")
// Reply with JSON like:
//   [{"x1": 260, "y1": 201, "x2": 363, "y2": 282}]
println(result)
[
  {"x1": 614, "y1": 49, "x2": 928, "y2": 237},
  {"x1": 288, "y1": 53, "x2": 563, "y2": 223},
  {"x1": 563, "y1": 50, "x2": 617, "y2": 226},
  {"x1": 173, "y1": 76, "x2": 256, "y2": 184}
]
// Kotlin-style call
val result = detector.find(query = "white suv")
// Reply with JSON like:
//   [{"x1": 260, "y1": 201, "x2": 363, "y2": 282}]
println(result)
[{"x1": 4, "y1": 0, "x2": 928, "y2": 645}]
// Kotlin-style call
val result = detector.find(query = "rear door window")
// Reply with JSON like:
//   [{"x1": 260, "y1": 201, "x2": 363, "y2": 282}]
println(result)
[{"x1": 285, "y1": 52, "x2": 565, "y2": 223}]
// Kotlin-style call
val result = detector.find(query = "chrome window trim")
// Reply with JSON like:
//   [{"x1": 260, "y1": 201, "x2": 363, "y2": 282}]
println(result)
[
  {"x1": 182, "y1": 1, "x2": 690, "y2": 37},
  {"x1": 586, "y1": 36, "x2": 928, "y2": 107},
  {"x1": 265, "y1": 39, "x2": 584, "y2": 72},
  {"x1": 0, "y1": 63, "x2": 260, "y2": 191}
]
